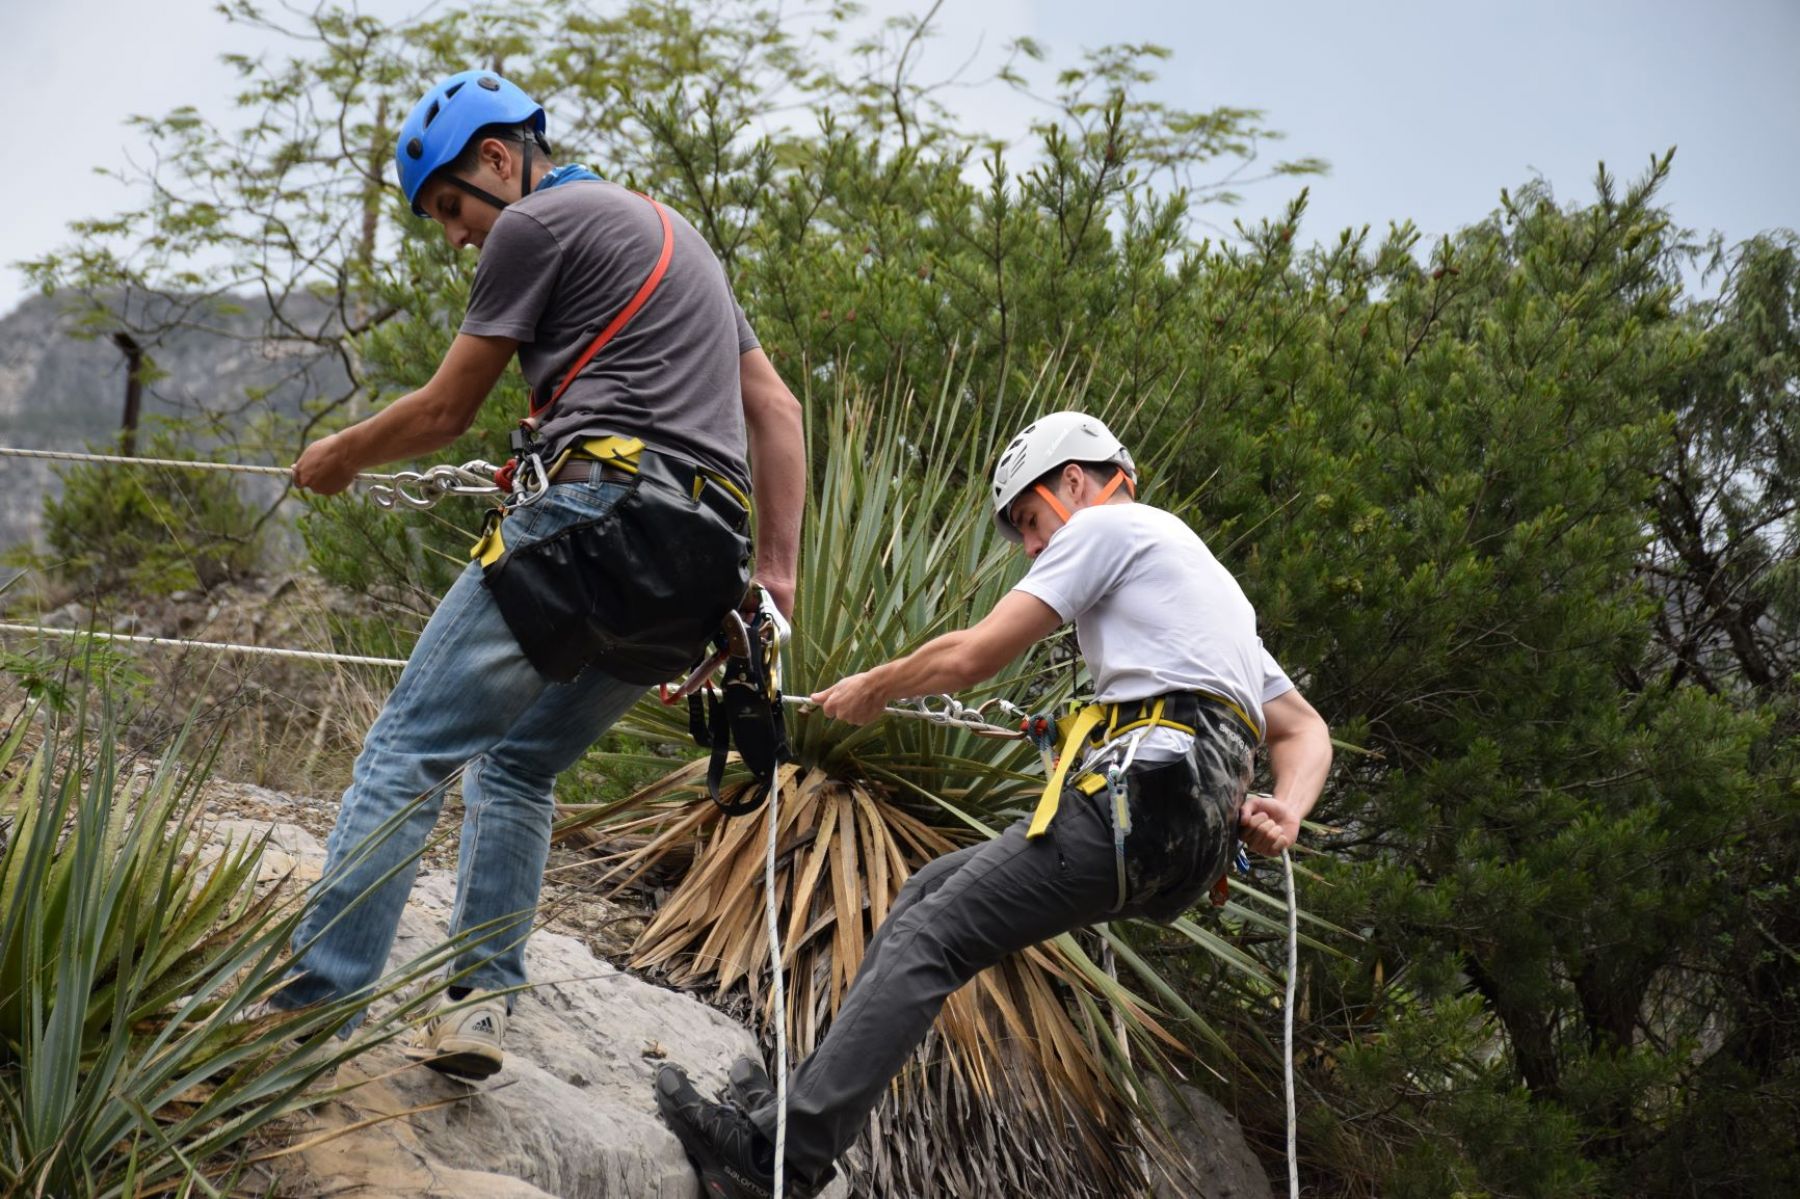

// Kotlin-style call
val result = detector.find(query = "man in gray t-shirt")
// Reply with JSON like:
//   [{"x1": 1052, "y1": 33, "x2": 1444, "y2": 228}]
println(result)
[
  {"x1": 461, "y1": 179, "x2": 760, "y2": 491},
  {"x1": 284, "y1": 70, "x2": 805, "y2": 1080}
]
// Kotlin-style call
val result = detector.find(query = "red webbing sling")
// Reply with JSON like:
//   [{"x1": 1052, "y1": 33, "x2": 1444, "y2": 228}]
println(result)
[
  {"x1": 494, "y1": 193, "x2": 675, "y2": 490},
  {"x1": 533, "y1": 195, "x2": 675, "y2": 418}
]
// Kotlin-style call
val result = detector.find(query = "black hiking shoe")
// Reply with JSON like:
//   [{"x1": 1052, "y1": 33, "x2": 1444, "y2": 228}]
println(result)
[
  {"x1": 654, "y1": 1063, "x2": 833, "y2": 1199},
  {"x1": 728, "y1": 1055, "x2": 776, "y2": 1111}
]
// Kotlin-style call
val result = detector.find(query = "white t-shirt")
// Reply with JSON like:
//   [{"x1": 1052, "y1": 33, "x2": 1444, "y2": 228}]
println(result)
[{"x1": 1012, "y1": 502, "x2": 1293, "y2": 760}]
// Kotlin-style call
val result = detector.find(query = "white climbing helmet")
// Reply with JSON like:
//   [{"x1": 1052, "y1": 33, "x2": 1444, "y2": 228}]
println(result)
[{"x1": 990, "y1": 411, "x2": 1137, "y2": 541}]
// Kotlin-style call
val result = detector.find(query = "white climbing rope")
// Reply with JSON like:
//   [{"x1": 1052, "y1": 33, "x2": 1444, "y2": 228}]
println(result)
[
  {"x1": 0, "y1": 445, "x2": 505, "y2": 511},
  {"x1": 1282, "y1": 847, "x2": 1299, "y2": 1199},
  {"x1": 0, "y1": 622, "x2": 409, "y2": 668},
  {"x1": 766, "y1": 768, "x2": 789, "y2": 1199},
  {"x1": 0, "y1": 445, "x2": 308, "y2": 478}
]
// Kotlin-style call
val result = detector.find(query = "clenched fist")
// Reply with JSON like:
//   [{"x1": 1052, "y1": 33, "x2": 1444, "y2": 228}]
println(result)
[
  {"x1": 292, "y1": 433, "x2": 361, "y2": 495},
  {"x1": 1239, "y1": 791, "x2": 1300, "y2": 856}
]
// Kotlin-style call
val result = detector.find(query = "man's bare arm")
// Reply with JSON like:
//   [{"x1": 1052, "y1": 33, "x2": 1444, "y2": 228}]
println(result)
[
  {"x1": 1240, "y1": 689, "x2": 1332, "y2": 855},
  {"x1": 739, "y1": 347, "x2": 805, "y2": 618},
  {"x1": 811, "y1": 592, "x2": 1064, "y2": 724},
  {"x1": 293, "y1": 333, "x2": 517, "y2": 494}
]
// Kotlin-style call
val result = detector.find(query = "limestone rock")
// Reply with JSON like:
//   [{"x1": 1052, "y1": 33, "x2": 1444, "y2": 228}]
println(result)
[
  {"x1": 1149, "y1": 1079, "x2": 1275, "y2": 1199},
  {"x1": 225, "y1": 820, "x2": 843, "y2": 1199}
]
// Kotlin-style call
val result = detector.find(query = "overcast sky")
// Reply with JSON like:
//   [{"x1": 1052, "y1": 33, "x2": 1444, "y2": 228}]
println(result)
[{"x1": 4, "y1": 0, "x2": 1796, "y2": 316}]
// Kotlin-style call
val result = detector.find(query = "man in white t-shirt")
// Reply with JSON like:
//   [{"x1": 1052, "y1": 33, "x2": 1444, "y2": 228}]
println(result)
[{"x1": 655, "y1": 412, "x2": 1332, "y2": 1198}]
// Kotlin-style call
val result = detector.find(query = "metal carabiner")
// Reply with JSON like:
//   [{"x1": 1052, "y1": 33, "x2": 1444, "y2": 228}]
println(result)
[
  {"x1": 368, "y1": 470, "x2": 434, "y2": 510},
  {"x1": 366, "y1": 458, "x2": 505, "y2": 510},
  {"x1": 505, "y1": 453, "x2": 551, "y2": 510}
]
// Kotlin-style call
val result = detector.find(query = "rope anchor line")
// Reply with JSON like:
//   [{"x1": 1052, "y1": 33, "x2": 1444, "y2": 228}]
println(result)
[
  {"x1": 0, "y1": 445, "x2": 502, "y2": 511},
  {"x1": 0, "y1": 624, "x2": 1026, "y2": 739}
]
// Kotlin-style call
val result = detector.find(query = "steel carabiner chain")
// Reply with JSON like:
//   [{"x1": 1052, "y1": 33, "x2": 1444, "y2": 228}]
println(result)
[{"x1": 367, "y1": 459, "x2": 509, "y2": 510}]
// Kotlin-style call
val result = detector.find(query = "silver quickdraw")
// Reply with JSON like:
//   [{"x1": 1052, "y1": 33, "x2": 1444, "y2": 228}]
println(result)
[
  {"x1": 366, "y1": 459, "x2": 510, "y2": 510},
  {"x1": 891, "y1": 694, "x2": 1030, "y2": 738}
]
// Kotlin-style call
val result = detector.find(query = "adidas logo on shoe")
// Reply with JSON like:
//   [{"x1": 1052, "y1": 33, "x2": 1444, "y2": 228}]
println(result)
[{"x1": 408, "y1": 988, "x2": 508, "y2": 1080}]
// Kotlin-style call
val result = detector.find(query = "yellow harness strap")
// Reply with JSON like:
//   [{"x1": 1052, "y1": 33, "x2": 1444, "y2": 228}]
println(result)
[
  {"x1": 469, "y1": 436, "x2": 647, "y2": 566},
  {"x1": 1027, "y1": 694, "x2": 1236, "y2": 838},
  {"x1": 573, "y1": 434, "x2": 646, "y2": 471},
  {"x1": 1026, "y1": 703, "x2": 1106, "y2": 839}
]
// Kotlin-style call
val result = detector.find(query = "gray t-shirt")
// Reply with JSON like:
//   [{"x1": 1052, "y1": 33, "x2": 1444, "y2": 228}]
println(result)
[
  {"x1": 1013, "y1": 502, "x2": 1293, "y2": 755},
  {"x1": 461, "y1": 180, "x2": 758, "y2": 489}
]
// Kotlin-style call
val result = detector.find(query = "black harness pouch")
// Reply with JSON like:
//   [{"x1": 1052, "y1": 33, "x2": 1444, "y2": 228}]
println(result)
[
  {"x1": 480, "y1": 457, "x2": 751, "y2": 686},
  {"x1": 1103, "y1": 707, "x2": 1254, "y2": 923}
]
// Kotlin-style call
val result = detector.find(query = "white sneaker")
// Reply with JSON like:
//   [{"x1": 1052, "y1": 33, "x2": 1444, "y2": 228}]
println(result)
[{"x1": 408, "y1": 989, "x2": 507, "y2": 1079}]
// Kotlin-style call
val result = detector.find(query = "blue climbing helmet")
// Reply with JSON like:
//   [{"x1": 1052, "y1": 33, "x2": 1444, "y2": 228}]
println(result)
[{"x1": 396, "y1": 70, "x2": 546, "y2": 217}]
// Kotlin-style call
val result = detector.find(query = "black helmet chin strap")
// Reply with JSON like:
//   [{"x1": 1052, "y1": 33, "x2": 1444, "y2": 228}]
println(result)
[{"x1": 447, "y1": 125, "x2": 537, "y2": 212}]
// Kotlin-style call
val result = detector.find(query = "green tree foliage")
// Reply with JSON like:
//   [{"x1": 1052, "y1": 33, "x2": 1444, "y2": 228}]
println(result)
[
  {"x1": 0, "y1": 696, "x2": 473, "y2": 1196},
  {"x1": 40, "y1": 428, "x2": 264, "y2": 595},
  {"x1": 21, "y1": 2, "x2": 1798, "y2": 1195}
]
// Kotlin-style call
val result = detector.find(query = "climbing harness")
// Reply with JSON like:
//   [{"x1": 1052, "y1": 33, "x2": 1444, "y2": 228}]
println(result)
[{"x1": 1025, "y1": 691, "x2": 1256, "y2": 840}]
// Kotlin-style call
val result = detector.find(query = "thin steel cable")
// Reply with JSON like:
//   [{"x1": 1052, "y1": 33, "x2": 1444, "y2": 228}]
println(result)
[
  {"x1": 0, "y1": 622, "x2": 408, "y2": 668},
  {"x1": 777, "y1": 694, "x2": 1025, "y2": 740},
  {"x1": 0, "y1": 444, "x2": 401, "y2": 483}
]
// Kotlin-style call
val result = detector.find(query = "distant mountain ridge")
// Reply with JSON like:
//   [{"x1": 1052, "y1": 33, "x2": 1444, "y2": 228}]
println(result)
[{"x1": 0, "y1": 292, "x2": 348, "y2": 551}]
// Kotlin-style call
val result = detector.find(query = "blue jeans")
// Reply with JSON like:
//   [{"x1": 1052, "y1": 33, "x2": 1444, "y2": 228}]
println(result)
[{"x1": 281, "y1": 478, "x2": 645, "y2": 1012}]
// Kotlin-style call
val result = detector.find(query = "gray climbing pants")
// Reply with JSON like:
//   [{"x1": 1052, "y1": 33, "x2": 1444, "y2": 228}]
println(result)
[{"x1": 753, "y1": 705, "x2": 1253, "y2": 1179}]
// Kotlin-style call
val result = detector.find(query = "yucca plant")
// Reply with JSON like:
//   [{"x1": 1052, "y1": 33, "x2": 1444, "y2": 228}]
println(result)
[
  {"x1": 0, "y1": 688, "x2": 481, "y2": 1198},
  {"x1": 558, "y1": 356, "x2": 1328, "y2": 1194}
]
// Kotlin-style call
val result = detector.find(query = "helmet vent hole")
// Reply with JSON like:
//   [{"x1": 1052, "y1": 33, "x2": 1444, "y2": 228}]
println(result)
[
  {"x1": 445, "y1": 81, "x2": 465, "y2": 99},
  {"x1": 422, "y1": 100, "x2": 441, "y2": 128}
]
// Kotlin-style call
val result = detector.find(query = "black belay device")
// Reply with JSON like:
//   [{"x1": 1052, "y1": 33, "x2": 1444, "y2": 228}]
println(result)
[{"x1": 676, "y1": 586, "x2": 790, "y2": 817}]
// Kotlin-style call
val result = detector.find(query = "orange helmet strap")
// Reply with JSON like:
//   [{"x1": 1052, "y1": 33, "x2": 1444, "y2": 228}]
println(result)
[
  {"x1": 1032, "y1": 482, "x2": 1073, "y2": 524},
  {"x1": 1094, "y1": 469, "x2": 1134, "y2": 503}
]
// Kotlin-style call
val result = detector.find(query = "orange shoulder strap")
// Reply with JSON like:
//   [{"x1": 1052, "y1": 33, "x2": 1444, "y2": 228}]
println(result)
[{"x1": 530, "y1": 193, "x2": 675, "y2": 419}]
